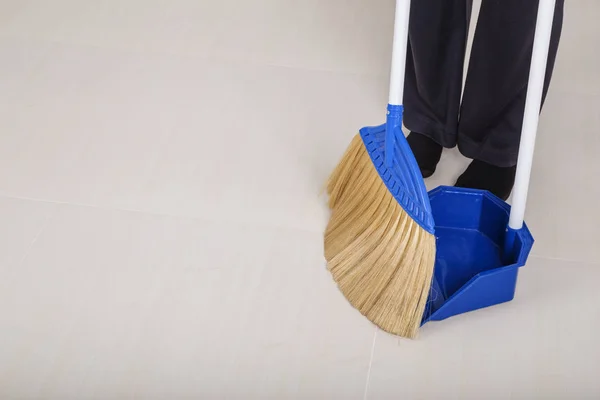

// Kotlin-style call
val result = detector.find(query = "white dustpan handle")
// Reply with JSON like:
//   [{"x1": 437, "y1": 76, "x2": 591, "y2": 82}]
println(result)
[
  {"x1": 388, "y1": 0, "x2": 411, "y2": 106},
  {"x1": 509, "y1": 0, "x2": 557, "y2": 230}
]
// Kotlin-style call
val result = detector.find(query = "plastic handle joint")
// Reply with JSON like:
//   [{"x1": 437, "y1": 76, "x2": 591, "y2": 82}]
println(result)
[{"x1": 385, "y1": 104, "x2": 404, "y2": 168}]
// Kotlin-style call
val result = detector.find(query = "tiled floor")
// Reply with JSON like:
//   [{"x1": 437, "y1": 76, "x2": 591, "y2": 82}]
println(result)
[{"x1": 0, "y1": 1, "x2": 599, "y2": 399}]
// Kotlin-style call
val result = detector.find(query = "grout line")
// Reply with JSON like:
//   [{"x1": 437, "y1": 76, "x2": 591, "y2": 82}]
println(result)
[
  {"x1": 1, "y1": 194, "x2": 598, "y2": 265},
  {"x1": 363, "y1": 328, "x2": 378, "y2": 400},
  {"x1": 528, "y1": 253, "x2": 600, "y2": 266},
  {"x1": 0, "y1": 34, "x2": 389, "y2": 81},
  {"x1": 0, "y1": 192, "x2": 326, "y2": 236}
]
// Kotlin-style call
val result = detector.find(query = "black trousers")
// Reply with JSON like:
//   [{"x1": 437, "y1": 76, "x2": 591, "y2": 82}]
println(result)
[{"x1": 403, "y1": 0, "x2": 564, "y2": 167}]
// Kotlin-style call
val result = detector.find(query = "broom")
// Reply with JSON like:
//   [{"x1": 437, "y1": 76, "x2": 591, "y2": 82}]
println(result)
[{"x1": 324, "y1": 0, "x2": 435, "y2": 339}]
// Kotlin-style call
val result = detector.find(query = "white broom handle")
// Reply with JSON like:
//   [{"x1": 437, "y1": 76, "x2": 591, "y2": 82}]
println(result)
[
  {"x1": 388, "y1": 0, "x2": 411, "y2": 106},
  {"x1": 508, "y1": 0, "x2": 556, "y2": 230}
]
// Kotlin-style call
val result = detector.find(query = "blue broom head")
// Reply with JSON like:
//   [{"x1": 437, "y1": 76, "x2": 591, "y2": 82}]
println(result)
[{"x1": 359, "y1": 104, "x2": 435, "y2": 234}]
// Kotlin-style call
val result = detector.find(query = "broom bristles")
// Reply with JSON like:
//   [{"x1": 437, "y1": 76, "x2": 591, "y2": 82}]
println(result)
[{"x1": 325, "y1": 134, "x2": 436, "y2": 339}]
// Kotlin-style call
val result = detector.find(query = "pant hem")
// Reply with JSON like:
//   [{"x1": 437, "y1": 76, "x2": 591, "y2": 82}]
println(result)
[
  {"x1": 457, "y1": 135, "x2": 518, "y2": 167},
  {"x1": 403, "y1": 112, "x2": 457, "y2": 149}
]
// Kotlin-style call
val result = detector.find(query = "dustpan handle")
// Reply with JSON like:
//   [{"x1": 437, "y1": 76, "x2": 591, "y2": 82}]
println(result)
[
  {"x1": 388, "y1": 0, "x2": 411, "y2": 106},
  {"x1": 509, "y1": 0, "x2": 557, "y2": 230}
]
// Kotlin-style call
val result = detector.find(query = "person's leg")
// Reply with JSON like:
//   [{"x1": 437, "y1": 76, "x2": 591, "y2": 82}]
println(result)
[
  {"x1": 404, "y1": 0, "x2": 472, "y2": 177},
  {"x1": 456, "y1": 0, "x2": 564, "y2": 199}
]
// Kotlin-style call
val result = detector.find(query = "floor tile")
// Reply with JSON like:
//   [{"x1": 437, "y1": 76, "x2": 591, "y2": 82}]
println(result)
[
  {"x1": 0, "y1": 0, "x2": 395, "y2": 76},
  {"x1": 209, "y1": 0, "x2": 395, "y2": 76},
  {"x1": 0, "y1": 0, "x2": 224, "y2": 59},
  {"x1": 0, "y1": 39, "x2": 387, "y2": 232},
  {"x1": 0, "y1": 37, "x2": 55, "y2": 106},
  {"x1": 366, "y1": 256, "x2": 600, "y2": 400},
  {"x1": 0, "y1": 43, "x2": 180, "y2": 205},
  {"x1": 0, "y1": 204, "x2": 373, "y2": 399},
  {"x1": 0, "y1": 44, "x2": 166, "y2": 203},
  {"x1": 551, "y1": 0, "x2": 600, "y2": 96},
  {"x1": 124, "y1": 56, "x2": 387, "y2": 232},
  {"x1": 0, "y1": 196, "x2": 55, "y2": 269},
  {"x1": 526, "y1": 90, "x2": 600, "y2": 263}
]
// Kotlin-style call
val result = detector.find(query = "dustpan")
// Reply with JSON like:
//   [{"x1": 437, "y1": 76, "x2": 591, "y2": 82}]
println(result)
[
  {"x1": 419, "y1": 0, "x2": 556, "y2": 324},
  {"x1": 422, "y1": 186, "x2": 534, "y2": 322}
]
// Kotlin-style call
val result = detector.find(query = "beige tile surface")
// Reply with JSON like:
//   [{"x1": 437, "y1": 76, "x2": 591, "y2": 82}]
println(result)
[
  {"x1": 0, "y1": 0, "x2": 598, "y2": 398},
  {"x1": 0, "y1": 39, "x2": 387, "y2": 231},
  {"x1": 366, "y1": 257, "x2": 600, "y2": 400},
  {"x1": 0, "y1": 196, "x2": 55, "y2": 269},
  {"x1": 527, "y1": 90, "x2": 600, "y2": 263},
  {"x1": 0, "y1": 0, "x2": 396, "y2": 76},
  {"x1": 0, "y1": 205, "x2": 374, "y2": 399},
  {"x1": 551, "y1": 0, "x2": 600, "y2": 96}
]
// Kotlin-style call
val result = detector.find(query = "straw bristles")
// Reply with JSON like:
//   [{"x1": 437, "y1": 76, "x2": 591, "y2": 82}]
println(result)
[{"x1": 325, "y1": 134, "x2": 436, "y2": 339}]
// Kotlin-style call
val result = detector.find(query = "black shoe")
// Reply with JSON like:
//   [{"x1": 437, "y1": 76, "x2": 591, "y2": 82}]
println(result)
[
  {"x1": 406, "y1": 132, "x2": 443, "y2": 178},
  {"x1": 455, "y1": 159, "x2": 517, "y2": 201}
]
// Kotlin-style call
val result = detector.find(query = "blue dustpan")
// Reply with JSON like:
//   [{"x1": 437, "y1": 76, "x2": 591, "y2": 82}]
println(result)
[
  {"x1": 361, "y1": 0, "x2": 554, "y2": 327},
  {"x1": 422, "y1": 186, "x2": 534, "y2": 323}
]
